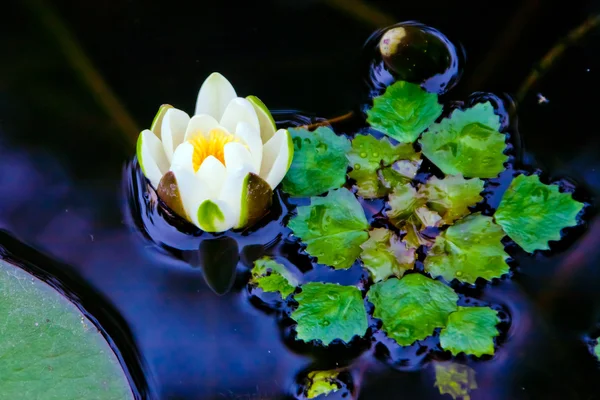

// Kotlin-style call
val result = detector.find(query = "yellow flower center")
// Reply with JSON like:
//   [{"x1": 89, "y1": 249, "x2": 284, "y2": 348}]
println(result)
[{"x1": 188, "y1": 128, "x2": 240, "y2": 171}]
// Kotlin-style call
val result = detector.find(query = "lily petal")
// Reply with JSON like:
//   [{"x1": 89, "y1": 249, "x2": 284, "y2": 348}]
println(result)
[
  {"x1": 259, "y1": 129, "x2": 293, "y2": 189},
  {"x1": 196, "y1": 199, "x2": 236, "y2": 232},
  {"x1": 161, "y1": 108, "x2": 190, "y2": 162},
  {"x1": 233, "y1": 122, "x2": 263, "y2": 172},
  {"x1": 247, "y1": 95, "x2": 277, "y2": 143},
  {"x1": 195, "y1": 73, "x2": 237, "y2": 121},
  {"x1": 220, "y1": 98, "x2": 260, "y2": 134},
  {"x1": 196, "y1": 155, "x2": 227, "y2": 198},
  {"x1": 218, "y1": 168, "x2": 248, "y2": 229},
  {"x1": 223, "y1": 142, "x2": 257, "y2": 175},
  {"x1": 170, "y1": 142, "x2": 208, "y2": 221},
  {"x1": 137, "y1": 129, "x2": 169, "y2": 188},
  {"x1": 184, "y1": 114, "x2": 221, "y2": 141}
]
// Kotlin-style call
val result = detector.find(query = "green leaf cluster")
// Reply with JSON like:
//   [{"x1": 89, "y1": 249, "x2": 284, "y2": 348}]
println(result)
[
  {"x1": 347, "y1": 134, "x2": 421, "y2": 198},
  {"x1": 360, "y1": 228, "x2": 416, "y2": 282}
]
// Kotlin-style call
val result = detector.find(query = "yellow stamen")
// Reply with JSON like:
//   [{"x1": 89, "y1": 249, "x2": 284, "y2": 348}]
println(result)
[{"x1": 188, "y1": 128, "x2": 240, "y2": 171}]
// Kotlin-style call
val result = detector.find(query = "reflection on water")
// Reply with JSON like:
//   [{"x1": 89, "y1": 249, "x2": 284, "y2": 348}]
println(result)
[{"x1": 2, "y1": 0, "x2": 600, "y2": 399}]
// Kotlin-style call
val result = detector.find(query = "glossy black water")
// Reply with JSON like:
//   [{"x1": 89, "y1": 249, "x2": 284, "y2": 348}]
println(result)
[{"x1": 3, "y1": 1, "x2": 600, "y2": 399}]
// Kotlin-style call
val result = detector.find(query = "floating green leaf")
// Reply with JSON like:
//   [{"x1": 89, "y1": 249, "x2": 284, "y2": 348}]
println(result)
[
  {"x1": 420, "y1": 102, "x2": 508, "y2": 178},
  {"x1": 347, "y1": 134, "x2": 420, "y2": 198},
  {"x1": 387, "y1": 183, "x2": 442, "y2": 248},
  {"x1": 306, "y1": 370, "x2": 341, "y2": 399},
  {"x1": 288, "y1": 188, "x2": 369, "y2": 269},
  {"x1": 367, "y1": 80, "x2": 443, "y2": 143},
  {"x1": 250, "y1": 257, "x2": 298, "y2": 298},
  {"x1": 0, "y1": 260, "x2": 132, "y2": 399},
  {"x1": 433, "y1": 362, "x2": 478, "y2": 400},
  {"x1": 424, "y1": 213, "x2": 510, "y2": 284},
  {"x1": 422, "y1": 175, "x2": 484, "y2": 224},
  {"x1": 440, "y1": 306, "x2": 500, "y2": 357},
  {"x1": 282, "y1": 126, "x2": 350, "y2": 197},
  {"x1": 594, "y1": 341, "x2": 600, "y2": 360},
  {"x1": 494, "y1": 174, "x2": 584, "y2": 253},
  {"x1": 291, "y1": 282, "x2": 368, "y2": 345},
  {"x1": 367, "y1": 274, "x2": 458, "y2": 346},
  {"x1": 360, "y1": 228, "x2": 416, "y2": 282}
]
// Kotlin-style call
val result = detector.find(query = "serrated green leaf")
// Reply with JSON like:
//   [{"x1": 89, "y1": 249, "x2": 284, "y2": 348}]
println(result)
[
  {"x1": 494, "y1": 174, "x2": 584, "y2": 253},
  {"x1": 291, "y1": 283, "x2": 368, "y2": 345},
  {"x1": 367, "y1": 274, "x2": 458, "y2": 346},
  {"x1": 306, "y1": 370, "x2": 341, "y2": 399},
  {"x1": 0, "y1": 260, "x2": 132, "y2": 399},
  {"x1": 250, "y1": 257, "x2": 298, "y2": 298},
  {"x1": 347, "y1": 134, "x2": 420, "y2": 198},
  {"x1": 440, "y1": 306, "x2": 500, "y2": 357},
  {"x1": 282, "y1": 127, "x2": 350, "y2": 196},
  {"x1": 367, "y1": 81, "x2": 443, "y2": 143},
  {"x1": 386, "y1": 183, "x2": 442, "y2": 248},
  {"x1": 420, "y1": 102, "x2": 508, "y2": 178},
  {"x1": 360, "y1": 228, "x2": 416, "y2": 282},
  {"x1": 288, "y1": 188, "x2": 369, "y2": 269},
  {"x1": 433, "y1": 362, "x2": 478, "y2": 400},
  {"x1": 379, "y1": 159, "x2": 423, "y2": 190},
  {"x1": 422, "y1": 175, "x2": 484, "y2": 224},
  {"x1": 424, "y1": 213, "x2": 510, "y2": 284}
]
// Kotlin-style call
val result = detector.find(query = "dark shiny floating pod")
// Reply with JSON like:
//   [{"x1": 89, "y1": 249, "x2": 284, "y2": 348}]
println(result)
[{"x1": 364, "y1": 21, "x2": 464, "y2": 96}]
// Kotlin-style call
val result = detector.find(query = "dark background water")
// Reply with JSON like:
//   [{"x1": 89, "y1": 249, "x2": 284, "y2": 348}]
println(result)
[{"x1": 3, "y1": 0, "x2": 600, "y2": 399}]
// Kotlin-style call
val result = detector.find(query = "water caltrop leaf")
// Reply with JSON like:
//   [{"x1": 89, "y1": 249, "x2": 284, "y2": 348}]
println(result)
[
  {"x1": 0, "y1": 260, "x2": 132, "y2": 399},
  {"x1": 494, "y1": 174, "x2": 584, "y2": 253},
  {"x1": 367, "y1": 274, "x2": 458, "y2": 346},
  {"x1": 433, "y1": 362, "x2": 478, "y2": 400},
  {"x1": 282, "y1": 127, "x2": 350, "y2": 197},
  {"x1": 387, "y1": 183, "x2": 442, "y2": 248},
  {"x1": 288, "y1": 188, "x2": 369, "y2": 269},
  {"x1": 306, "y1": 370, "x2": 341, "y2": 399},
  {"x1": 347, "y1": 134, "x2": 420, "y2": 198},
  {"x1": 424, "y1": 213, "x2": 510, "y2": 284},
  {"x1": 420, "y1": 102, "x2": 508, "y2": 178},
  {"x1": 440, "y1": 306, "x2": 500, "y2": 357},
  {"x1": 594, "y1": 341, "x2": 600, "y2": 360},
  {"x1": 291, "y1": 282, "x2": 368, "y2": 345},
  {"x1": 422, "y1": 175, "x2": 484, "y2": 224},
  {"x1": 360, "y1": 228, "x2": 416, "y2": 282},
  {"x1": 250, "y1": 257, "x2": 298, "y2": 298},
  {"x1": 367, "y1": 80, "x2": 443, "y2": 143}
]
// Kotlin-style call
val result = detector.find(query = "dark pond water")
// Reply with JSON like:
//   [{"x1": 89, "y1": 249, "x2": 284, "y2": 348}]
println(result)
[{"x1": 3, "y1": 0, "x2": 600, "y2": 399}]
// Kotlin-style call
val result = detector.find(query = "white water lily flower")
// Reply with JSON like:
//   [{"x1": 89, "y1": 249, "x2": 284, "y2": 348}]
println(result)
[{"x1": 136, "y1": 73, "x2": 293, "y2": 232}]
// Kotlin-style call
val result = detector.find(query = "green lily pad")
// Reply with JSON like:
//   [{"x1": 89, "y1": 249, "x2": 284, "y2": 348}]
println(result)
[
  {"x1": 250, "y1": 257, "x2": 298, "y2": 298},
  {"x1": 288, "y1": 188, "x2": 369, "y2": 269},
  {"x1": 433, "y1": 362, "x2": 478, "y2": 400},
  {"x1": 420, "y1": 102, "x2": 507, "y2": 178},
  {"x1": 291, "y1": 282, "x2": 368, "y2": 345},
  {"x1": 494, "y1": 174, "x2": 584, "y2": 253},
  {"x1": 440, "y1": 306, "x2": 500, "y2": 357},
  {"x1": 367, "y1": 274, "x2": 458, "y2": 346},
  {"x1": 305, "y1": 370, "x2": 341, "y2": 399},
  {"x1": 360, "y1": 228, "x2": 416, "y2": 282},
  {"x1": 282, "y1": 127, "x2": 350, "y2": 197},
  {"x1": 367, "y1": 80, "x2": 443, "y2": 143},
  {"x1": 424, "y1": 213, "x2": 510, "y2": 284},
  {"x1": 0, "y1": 260, "x2": 132, "y2": 399}
]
